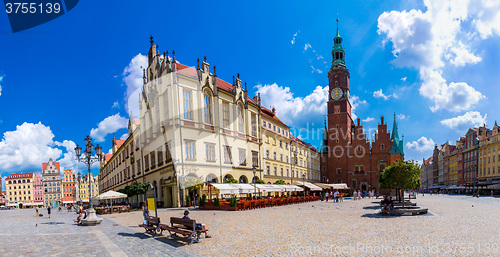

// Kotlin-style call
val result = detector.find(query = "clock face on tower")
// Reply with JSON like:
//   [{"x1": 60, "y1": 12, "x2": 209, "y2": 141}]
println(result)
[{"x1": 331, "y1": 87, "x2": 343, "y2": 101}]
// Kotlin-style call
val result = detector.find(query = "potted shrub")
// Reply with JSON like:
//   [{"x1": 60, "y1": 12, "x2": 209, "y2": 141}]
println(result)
[
  {"x1": 185, "y1": 195, "x2": 191, "y2": 207},
  {"x1": 228, "y1": 196, "x2": 238, "y2": 211},
  {"x1": 199, "y1": 194, "x2": 206, "y2": 209},
  {"x1": 214, "y1": 196, "x2": 220, "y2": 210}
]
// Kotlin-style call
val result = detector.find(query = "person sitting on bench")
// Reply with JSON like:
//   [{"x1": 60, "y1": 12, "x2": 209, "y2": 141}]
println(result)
[{"x1": 182, "y1": 210, "x2": 211, "y2": 238}]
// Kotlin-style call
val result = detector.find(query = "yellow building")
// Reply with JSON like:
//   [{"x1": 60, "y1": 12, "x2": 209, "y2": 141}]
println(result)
[
  {"x1": 78, "y1": 173, "x2": 99, "y2": 203},
  {"x1": 261, "y1": 107, "x2": 320, "y2": 184},
  {"x1": 479, "y1": 123, "x2": 500, "y2": 184},
  {"x1": 5, "y1": 172, "x2": 34, "y2": 208},
  {"x1": 448, "y1": 151, "x2": 458, "y2": 186}
]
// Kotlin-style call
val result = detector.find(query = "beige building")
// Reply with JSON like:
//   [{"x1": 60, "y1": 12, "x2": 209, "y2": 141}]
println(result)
[
  {"x1": 99, "y1": 37, "x2": 320, "y2": 207},
  {"x1": 479, "y1": 123, "x2": 500, "y2": 184},
  {"x1": 261, "y1": 107, "x2": 320, "y2": 184},
  {"x1": 5, "y1": 172, "x2": 34, "y2": 208},
  {"x1": 42, "y1": 158, "x2": 62, "y2": 207}
]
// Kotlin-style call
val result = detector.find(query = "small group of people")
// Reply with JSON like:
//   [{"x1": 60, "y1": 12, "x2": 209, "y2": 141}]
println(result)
[
  {"x1": 352, "y1": 190, "x2": 362, "y2": 200},
  {"x1": 380, "y1": 195, "x2": 394, "y2": 215},
  {"x1": 35, "y1": 206, "x2": 51, "y2": 218},
  {"x1": 324, "y1": 191, "x2": 343, "y2": 203}
]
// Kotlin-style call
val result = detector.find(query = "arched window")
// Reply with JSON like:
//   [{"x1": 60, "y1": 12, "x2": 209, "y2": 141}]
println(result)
[
  {"x1": 238, "y1": 176, "x2": 247, "y2": 183},
  {"x1": 380, "y1": 164, "x2": 386, "y2": 172},
  {"x1": 237, "y1": 104, "x2": 244, "y2": 133},
  {"x1": 204, "y1": 91, "x2": 212, "y2": 124},
  {"x1": 381, "y1": 144, "x2": 385, "y2": 150},
  {"x1": 223, "y1": 174, "x2": 233, "y2": 182}
]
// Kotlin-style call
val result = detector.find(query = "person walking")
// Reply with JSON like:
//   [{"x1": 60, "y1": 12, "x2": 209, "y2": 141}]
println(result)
[
  {"x1": 35, "y1": 207, "x2": 39, "y2": 217},
  {"x1": 358, "y1": 190, "x2": 362, "y2": 200},
  {"x1": 339, "y1": 192, "x2": 344, "y2": 202},
  {"x1": 47, "y1": 206, "x2": 51, "y2": 218},
  {"x1": 142, "y1": 202, "x2": 150, "y2": 225},
  {"x1": 325, "y1": 191, "x2": 329, "y2": 202}
]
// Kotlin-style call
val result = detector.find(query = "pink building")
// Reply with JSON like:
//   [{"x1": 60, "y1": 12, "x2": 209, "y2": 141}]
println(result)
[{"x1": 34, "y1": 173, "x2": 44, "y2": 206}]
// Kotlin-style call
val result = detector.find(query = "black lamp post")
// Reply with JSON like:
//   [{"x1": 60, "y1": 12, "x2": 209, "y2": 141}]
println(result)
[
  {"x1": 253, "y1": 166, "x2": 257, "y2": 200},
  {"x1": 75, "y1": 135, "x2": 103, "y2": 225},
  {"x1": 302, "y1": 173, "x2": 306, "y2": 196}
]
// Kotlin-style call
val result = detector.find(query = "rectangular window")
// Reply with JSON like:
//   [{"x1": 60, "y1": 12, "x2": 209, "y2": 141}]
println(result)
[
  {"x1": 252, "y1": 151, "x2": 259, "y2": 167},
  {"x1": 204, "y1": 93, "x2": 212, "y2": 124},
  {"x1": 251, "y1": 113, "x2": 257, "y2": 137},
  {"x1": 206, "y1": 143, "x2": 216, "y2": 162},
  {"x1": 157, "y1": 146, "x2": 163, "y2": 166},
  {"x1": 150, "y1": 151, "x2": 156, "y2": 168},
  {"x1": 185, "y1": 140, "x2": 196, "y2": 160},
  {"x1": 224, "y1": 146, "x2": 232, "y2": 164},
  {"x1": 183, "y1": 89, "x2": 192, "y2": 120},
  {"x1": 165, "y1": 142, "x2": 172, "y2": 161},
  {"x1": 267, "y1": 166, "x2": 270, "y2": 175},
  {"x1": 237, "y1": 105, "x2": 244, "y2": 133},
  {"x1": 163, "y1": 91, "x2": 170, "y2": 124},
  {"x1": 266, "y1": 150, "x2": 269, "y2": 159},
  {"x1": 280, "y1": 154, "x2": 283, "y2": 162},
  {"x1": 222, "y1": 101, "x2": 230, "y2": 128},
  {"x1": 239, "y1": 148, "x2": 246, "y2": 165}
]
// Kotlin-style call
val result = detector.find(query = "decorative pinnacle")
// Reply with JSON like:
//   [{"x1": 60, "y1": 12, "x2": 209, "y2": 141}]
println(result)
[
  {"x1": 214, "y1": 65, "x2": 217, "y2": 77},
  {"x1": 204, "y1": 56, "x2": 207, "y2": 62},
  {"x1": 150, "y1": 35, "x2": 153, "y2": 46},
  {"x1": 197, "y1": 58, "x2": 200, "y2": 69}
]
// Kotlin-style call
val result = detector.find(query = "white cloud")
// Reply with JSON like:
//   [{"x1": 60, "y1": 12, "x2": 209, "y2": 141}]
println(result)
[
  {"x1": 377, "y1": 0, "x2": 494, "y2": 112},
  {"x1": 291, "y1": 31, "x2": 299, "y2": 45},
  {"x1": 406, "y1": 136, "x2": 436, "y2": 152},
  {"x1": 373, "y1": 89, "x2": 389, "y2": 100},
  {"x1": 119, "y1": 133, "x2": 129, "y2": 140},
  {"x1": 350, "y1": 95, "x2": 367, "y2": 121},
  {"x1": 0, "y1": 122, "x2": 63, "y2": 171},
  {"x1": 398, "y1": 114, "x2": 409, "y2": 120},
  {"x1": 310, "y1": 66, "x2": 323, "y2": 74},
  {"x1": 440, "y1": 111, "x2": 487, "y2": 130},
  {"x1": 255, "y1": 83, "x2": 328, "y2": 127},
  {"x1": 112, "y1": 101, "x2": 119, "y2": 108},
  {"x1": 90, "y1": 114, "x2": 128, "y2": 142},
  {"x1": 123, "y1": 54, "x2": 148, "y2": 118},
  {"x1": 401, "y1": 77, "x2": 407, "y2": 81},
  {"x1": 304, "y1": 43, "x2": 312, "y2": 51},
  {"x1": 363, "y1": 117, "x2": 375, "y2": 122},
  {"x1": 0, "y1": 75, "x2": 3, "y2": 96}
]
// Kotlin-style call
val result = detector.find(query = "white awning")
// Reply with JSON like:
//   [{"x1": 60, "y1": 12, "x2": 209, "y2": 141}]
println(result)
[
  {"x1": 62, "y1": 200, "x2": 76, "y2": 204},
  {"x1": 204, "y1": 183, "x2": 256, "y2": 194},
  {"x1": 279, "y1": 185, "x2": 304, "y2": 192},
  {"x1": 6, "y1": 203, "x2": 18, "y2": 207},
  {"x1": 95, "y1": 190, "x2": 128, "y2": 200},
  {"x1": 322, "y1": 183, "x2": 349, "y2": 190},
  {"x1": 254, "y1": 184, "x2": 285, "y2": 192},
  {"x1": 295, "y1": 182, "x2": 323, "y2": 191},
  {"x1": 33, "y1": 202, "x2": 44, "y2": 205}
]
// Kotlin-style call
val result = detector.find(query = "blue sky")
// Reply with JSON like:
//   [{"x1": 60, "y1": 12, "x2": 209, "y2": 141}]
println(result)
[{"x1": 1, "y1": 0, "x2": 500, "y2": 187}]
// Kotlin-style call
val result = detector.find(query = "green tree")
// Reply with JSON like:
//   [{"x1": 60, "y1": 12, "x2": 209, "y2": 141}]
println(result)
[
  {"x1": 255, "y1": 179, "x2": 265, "y2": 184},
  {"x1": 223, "y1": 177, "x2": 238, "y2": 183},
  {"x1": 379, "y1": 160, "x2": 421, "y2": 208},
  {"x1": 273, "y1": 179, "x2": 286, "y2": 185}
]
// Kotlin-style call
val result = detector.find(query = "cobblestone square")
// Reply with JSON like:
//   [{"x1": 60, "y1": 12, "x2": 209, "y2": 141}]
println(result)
[{"x1": 1, "y1": 195, "x2": 500, "y2": 256}]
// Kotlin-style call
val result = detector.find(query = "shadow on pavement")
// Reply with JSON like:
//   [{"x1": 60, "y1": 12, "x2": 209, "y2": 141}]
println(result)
[
  {"x1": 117, "y1": 232, "x2": 187, "y2": 248},
  {"x1": 40, "y1": 222, "x2": 65, "y2": 225},
  {"x1": 361, "y1": 213, "x2": 399, "y2": 218},
  {"x1": 117, "y1": 232, "x2": 152, "y2": 240},
  {"x1": 363, "y1": 205, "x2": 381, "y2": 210}
]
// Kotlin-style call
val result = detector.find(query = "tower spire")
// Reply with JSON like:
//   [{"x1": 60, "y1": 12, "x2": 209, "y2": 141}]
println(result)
[{"x1": 331, "y1": 19, "x2": 346, "y2": 68}]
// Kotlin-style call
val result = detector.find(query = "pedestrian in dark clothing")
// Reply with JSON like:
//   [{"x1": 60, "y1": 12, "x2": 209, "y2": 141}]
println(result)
[{"x1": 47, "y1": 206, "x2": 51, "y2": 218}]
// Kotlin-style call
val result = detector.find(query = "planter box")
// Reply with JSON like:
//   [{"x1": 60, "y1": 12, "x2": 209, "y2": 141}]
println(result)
[{"x1": 227, "y1": 206, "x2": 238, "y2": 211}]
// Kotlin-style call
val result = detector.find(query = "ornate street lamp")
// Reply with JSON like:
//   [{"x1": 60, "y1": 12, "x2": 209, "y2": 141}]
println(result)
[
  {"x1": 302, "y1": 173, "x2": 306, "y2": 196},
  {"x1": 75, "y1": 135, "x2": 103, "y2": 225}
]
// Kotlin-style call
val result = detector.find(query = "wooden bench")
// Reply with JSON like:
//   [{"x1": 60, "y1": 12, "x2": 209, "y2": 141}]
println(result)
[
  {"x1": 138, "y1": 216, "x2": 160, "y2": 234},
  {"x1": 159, "y1": 217, "x2": 208, "y2": 244}
]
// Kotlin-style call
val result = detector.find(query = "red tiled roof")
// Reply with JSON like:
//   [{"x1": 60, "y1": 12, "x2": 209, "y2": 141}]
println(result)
[
  {"x1": 115, "y1": 140, "x2": 125, "y2": 149},
  {"x1": 103, "y1": 154, "x2": 112, "y2": 162},
  {"x1": 261, "y1": 106, "x2": 288, "y2": 128},
  {"x1": 174, "y1": 62, "x2": 258, "y2": 106},
  {"x1": 42, "y1": 161, "x2": 60, "y2": 172},
  {"x1": 6, "y1": 172, "x2": 34, "y2": 179}
]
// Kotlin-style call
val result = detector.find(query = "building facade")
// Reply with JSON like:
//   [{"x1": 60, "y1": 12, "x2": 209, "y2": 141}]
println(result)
[
  {"x1": 5, "y1": 172, "x2": 34, "y2": 208},
  {"x1": 62, "y1": 169, "x2": 76, "y2": 205},
  {"x1": 98, "y1": 36, "x2": 320, "y2": 208},
  {"x1": 479, "y1": 123, "x2": 500, "y2": 186},
  {"x1": 42, "y1": 158, "x2": 62, "y2": 207},
  {"x1": 33, "y1": 173, "x2": 44, "y2": 206},
  {"x1": 78, "y1": 173, "x2": 99, "y2": 203},
  {"x1": 320, "y1": 23, "x2": 404, "y2": 192}
]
